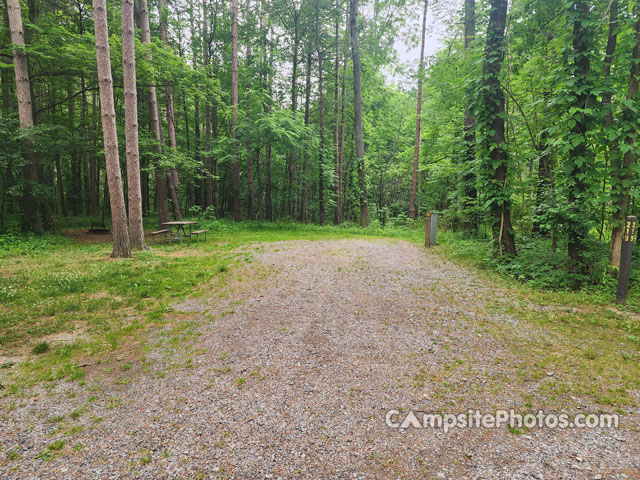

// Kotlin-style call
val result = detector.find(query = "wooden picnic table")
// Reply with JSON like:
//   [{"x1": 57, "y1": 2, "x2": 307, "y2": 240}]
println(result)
[{"x1": 162, "y1": 221, "x2": 198, "y2": 243}]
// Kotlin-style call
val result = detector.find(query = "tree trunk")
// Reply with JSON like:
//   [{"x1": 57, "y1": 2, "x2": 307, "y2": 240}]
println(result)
[
  {"x1": 315, "y1": 0, "x2": 325, "y2": 224},
  {"x1": 245, "y1": 0, "x2": 254, "y2": 220},
  {"x1": 481, "y1": 0, "x2": 516, "y2": 256},
  {"x1": 55, "y1": 153, "x2": 67, "y2": 216},
  {"x1": 93, "y1": 0, "x2": 131, "y2": 258},
  {"x1": 158, "y1": 0, "x2": 182, "y2": 221},
  {"x1": 135, "y1": 0, "x2": 169, "y2": 228},
  {"x1": 462, "y1": 0, "x2": 477, "y2": 219},
  {"x1": 609, "y1": 4, "x2": 640, "y2": 268},
  {"x1": 231, "y1": 0, "x2": 242, "y2": 221},
  {"x1": 337, "y1": 48, "x2": 347, "y2": 224},
  {"x1": 349, "y1": 0, "x2": 369, "y2": 226},
  {"x1": 333, "y1": 2, "x2": 341, "y2": 225},
  {"x1": 265, "y1": 24, "x2": 274, "y2": 221},
  {"x1": 566, "y1": 0, "x2": 593, "y2": 273},
  {"x1": 299, "y1": 50, "x2": 312, "y2": 223},
  {"x1": 409, "y1": 0, "x2": 429, "y2": 221},
  {"x1": 89, "y1": 89, "x2": 100, "y2": 216},
  {"x1": 67, "y1": 83, "x2": 82, "y2": 215},
  {"x1": 122, "y1": 0, "x2": 146, "y2": 249},
  {"x1": 7, "y1": 0, "x2": 40, "y2": 231},
  {"x1": 212, "y1": 102, "x2": 220, "y2": 215}
]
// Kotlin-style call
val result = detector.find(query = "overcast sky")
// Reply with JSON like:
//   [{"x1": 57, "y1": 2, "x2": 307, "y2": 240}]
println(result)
[{"x1": 389, "y1": 0, "x2": 463, "y2": 86}]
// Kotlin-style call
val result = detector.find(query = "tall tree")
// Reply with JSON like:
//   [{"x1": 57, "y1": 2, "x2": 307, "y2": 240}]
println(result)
[
  {"x1": 315, "y1": 0, "x2": 325, "y2": 224},
  {"x1": 158, "y1": 0, "x2": 182, "y2": 221},
  {"x1": 462, "y1": 0, "x2": 476, "y2": 220},
  {"x1": 332, "y1": 0, "x2": 342, "y2": 225},
  {"x1": 135, "y1": 0, "x2": 169, "y2": 228},
  {"x1": 565, "y1": 0, "x2": 594, "y2": 273},
  {"x1": 609, "y1": 2, "x2": 640, "y2": 268},
  {"x1": 245, "y1": 0, "x2": 255, "y2": 220},
  {"x1": 122, "y1": 0, "x2": 146, "y2": 249},
  {"x1": 349, "y1": 0, "x2": 369, "y2": 226},
  {"x1": 93, "y1": 0, "x2": 131, "y2": 258},
  {"x1": 478, "y1": 0, "x2": 516, "y2": 256},
  {"x1": 6, "y1": 0, "x2": 39, "y2": 231},
  {"x1": 231, "y1": 0, "x2": 242, "y2": 221},
  {"x1": 409, "y1": 0, "x2": 429, "y2": 222}
]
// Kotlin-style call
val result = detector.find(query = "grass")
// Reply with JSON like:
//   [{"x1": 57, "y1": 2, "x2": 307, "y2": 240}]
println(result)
[
  {"x1": 1, "y1": 218, "x2": 639, "y2": 410},
  {"x1": 0, "y1": 219, "x2": 399, "y2": 391}
]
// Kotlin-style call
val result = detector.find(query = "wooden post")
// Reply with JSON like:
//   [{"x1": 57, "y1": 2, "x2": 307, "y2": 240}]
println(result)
[
  {"x1": 425, "y1": 212, "x2": 432, "y2": 248},
  {"x1": 616, "y1": 215, "x2": 637, "y2": 305}
]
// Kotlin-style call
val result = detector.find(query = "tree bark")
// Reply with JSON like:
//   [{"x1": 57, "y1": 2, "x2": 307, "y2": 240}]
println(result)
[
  {"x1": 55, "y1": 153, "x2": 67, "y2": 216},
  {"x1": 337, "y1": 48, "x2": 347, "y2": 224},
  {"x1": 93, "y1": 0, "x2": 131, "y2": 258},
  {"x1": 67, "y1": 83, "x2": 82, "y2": 215},
  {"x1": 299, "y1": 50, "x2": 312, "y2": 223},
  {"x1": 566, "y1": 0, "x2": 593, "y2": 273},
  {"x1": 349, "y1": 0, "x2": 369, "y2": 226},
  {"x1": 7, "y1": 0, "x2": 40, "y2": 231},
  {"x1": 609, "y1": 3, "x2": 640, "y2": 268},
  {"x1": 245, "y1": 0, "x2": 255, "y2": 220},
  {"x1": 462, "y1": 0, "x2": 477, "y2": 218},
  {"x1": 158, "y1": 0, "x2": 182, "y2": 221},
  {"x1": 333, "y1": 1, "x2": 342, "y2": 224},
  {"x1": 409, "y1": 0, "x2": 429, "y2": 221},
  {"x1": 122, "y1": 0, "x2": 146, "y2": 249},
  {"x1": 135, "y1": 0, "x2": 169, "y2": 228},
  {"x1": 482, "y1": 0, "x2": 516, "y2": 256},
  {"x1": 315, "y1": 0, "x2": 325, "y2": 224},
  {"x1": 231, "y1": 0, "x2": 242, "y2": 221}
]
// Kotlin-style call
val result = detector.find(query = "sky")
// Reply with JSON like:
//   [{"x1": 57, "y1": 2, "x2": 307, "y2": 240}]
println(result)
[{"x1": 389, "y1": 0, "x2": 464, "y2": 86}]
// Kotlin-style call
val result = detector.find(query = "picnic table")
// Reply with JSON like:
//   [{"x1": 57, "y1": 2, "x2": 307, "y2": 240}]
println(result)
[
  {"x1": 151, "y1": 221, "x2": 208, "y2": 244},
  {"x1": 163, "y1": 221, "x2": 198, "y2": 243}
]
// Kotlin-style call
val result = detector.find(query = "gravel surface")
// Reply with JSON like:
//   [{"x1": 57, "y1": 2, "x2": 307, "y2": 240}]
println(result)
[{"x1": 1, "y1": 239, "x2": 639, "y2": 479}]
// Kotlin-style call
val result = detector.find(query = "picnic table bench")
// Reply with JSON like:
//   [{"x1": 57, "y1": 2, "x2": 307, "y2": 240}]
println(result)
[
  {"x1": 151, "y1": 229, "x2": 170, "y2": 244},
  {"x1": 151, "y1": 221, "x2": 208, "y2": 244},
  {"x1": 191, "y1": 229, "x2": 208, "y2": 242}
]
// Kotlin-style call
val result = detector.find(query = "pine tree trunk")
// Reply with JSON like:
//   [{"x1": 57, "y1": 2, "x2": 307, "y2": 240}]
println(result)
[
  {"x1": 315, "y1": 0, "x2": 325, "y2": 225},
  {"x1": 135, "y1": 0, "x2": 169, "y2": 228},
  {"x1": 299, "y1": 51, "x2": 312, "y2": 223},
  {"x1": 409, "y1": 0, "x2": 429, "y2": 221},
  {"x1": 349, "y1": 0, "x2": 369, "y2": 226},
  {"x1": 231, "y1": 0, "x2": 242, "y2": 221},
  {"x1": 68, "y1": 84, "x2": 82, "y2": 215},
  {"x1": 245, "y1": 0, "x2": 254, "y2": 220},
  {"x1": 7, "y1": 0, "x2": 40, "y2": 231},
  {"x1": 212, "y1": 103, "x2": 220, "y2": 215},
  {"x1": 55, "y1": 153, "x2": 67, "y2": 216},
  {"x1": 333, "y1": 2, "x2": 341, "y2": 225},
  {"x1": 90, "y1": 89, "x2": 100, "y2": 216},
  {"x1": 122, "y1": 0, "x2": 146, "y2": 249},
  {"x1": 93, "y1": 0, "x2": 131, "y2": 258},
  {"x1": 158, "y1": 0, "x2": 182, "y2": 221},
  {"x1": 337, "y1": 49, "x2": 347, "y2": 224}
]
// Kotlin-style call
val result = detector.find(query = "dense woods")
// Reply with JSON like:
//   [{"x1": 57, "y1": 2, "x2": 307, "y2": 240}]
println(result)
[{"x1": 1, "y1": 0, "x2": 639, "y2": 283}]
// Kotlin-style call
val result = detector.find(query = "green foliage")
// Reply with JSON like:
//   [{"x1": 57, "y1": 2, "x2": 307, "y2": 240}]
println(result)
[{"x1": 31, "y1": 342, "x2": 50, "y2": 355}]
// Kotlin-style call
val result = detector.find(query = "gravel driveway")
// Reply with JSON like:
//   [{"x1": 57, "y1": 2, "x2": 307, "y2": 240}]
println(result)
[{"x1": 1, "y1": 239, "x2": 639, "y2": 479}]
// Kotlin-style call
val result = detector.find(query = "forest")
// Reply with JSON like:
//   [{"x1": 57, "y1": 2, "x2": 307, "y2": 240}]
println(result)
[
  {"x1": 0, "y1": 0, "x2": 639, "y2": 287},
  {"x1": 2, "y1": 1, "x2": 640, "y2": 476}
]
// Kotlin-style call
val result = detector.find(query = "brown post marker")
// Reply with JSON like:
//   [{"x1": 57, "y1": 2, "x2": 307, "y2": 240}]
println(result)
[
  {"x1": 425, "y1": 212, "x2": 432, "y2": 248},
  {"x1": 616, "y1": 215, "x2": 637, "y2": 305}
]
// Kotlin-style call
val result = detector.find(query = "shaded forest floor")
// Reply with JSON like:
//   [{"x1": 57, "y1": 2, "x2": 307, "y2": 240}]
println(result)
[{"x1": 0, "y1": 228, "x2": 639, "y2": 478}]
